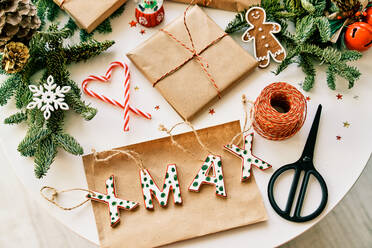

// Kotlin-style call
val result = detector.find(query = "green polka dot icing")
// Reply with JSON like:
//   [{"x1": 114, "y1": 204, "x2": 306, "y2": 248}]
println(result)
[
  {"x1": 224, "y1": 133, "x2": 271, "y2": 182},
  {"x1": 140, "y1": 164, "x2": 182, "y2": 210},
  {"x1": 188, "y1": 155, "x2": 227, "y2": 197},
  {"x1": 87, "y1": 175, "x2": 139, "y2": 227}
]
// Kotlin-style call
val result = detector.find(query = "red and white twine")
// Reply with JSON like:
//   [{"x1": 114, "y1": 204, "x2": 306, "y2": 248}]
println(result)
[
  {"x1": 82, "y1": 61, "x2": 151, "y2": 132},
  {"x1": 253, "y1": 82, "x2": 307, "y2": 141}
]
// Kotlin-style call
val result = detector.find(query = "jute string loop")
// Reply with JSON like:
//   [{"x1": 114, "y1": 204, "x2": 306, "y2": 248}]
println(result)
[
  {"x1": 229, "y1": 94, "x2": 255, "y2": 146},
  {"x1": 40, "y1": 186, "x2": 96, "y2": 211},
  {"x1": 159, "y1": 121, "x2": 216, "y2": 161},
  {"x1": 41, "y1": 149, "x2": 145, "y2": 210},
  {"x1": 92, "y1": 148, "x2": 145, "y2": 171},
  {"x1": 155, "y1": 0, "x2": 227, "y2": 97}
]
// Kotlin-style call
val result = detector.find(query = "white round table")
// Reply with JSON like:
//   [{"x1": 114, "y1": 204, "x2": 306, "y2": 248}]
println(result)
[{"x1": 1, "y1": 1, "x2": 371, "y2": 247}]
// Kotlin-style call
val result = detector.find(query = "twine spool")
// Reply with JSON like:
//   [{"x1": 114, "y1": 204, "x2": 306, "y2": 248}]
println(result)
[{"x1": 253, "y1": 82, "x2": 307, "y2": 141}]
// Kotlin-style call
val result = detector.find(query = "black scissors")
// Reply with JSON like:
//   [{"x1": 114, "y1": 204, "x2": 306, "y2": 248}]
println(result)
[{"x1": 268, "y1": 104, "x2": 328, "y2": 222}]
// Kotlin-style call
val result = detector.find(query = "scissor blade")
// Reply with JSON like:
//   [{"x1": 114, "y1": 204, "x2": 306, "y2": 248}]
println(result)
[{"x1": 301, "y1": 104, "x2": 322, "y2": 160}]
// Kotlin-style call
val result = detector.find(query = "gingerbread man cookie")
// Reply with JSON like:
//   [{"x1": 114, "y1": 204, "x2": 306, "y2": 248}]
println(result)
[{"x1": 242, "y1": 7, "x2": 286, "y2": 68}]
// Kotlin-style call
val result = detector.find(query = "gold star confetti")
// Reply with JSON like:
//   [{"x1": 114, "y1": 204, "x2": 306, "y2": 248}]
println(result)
[
  {"x1": 343, "y1": 122, "x2": 350, "y2": 128},
  {"x1": 134, "y1": 86, "x2": 139, "y2": 91}
]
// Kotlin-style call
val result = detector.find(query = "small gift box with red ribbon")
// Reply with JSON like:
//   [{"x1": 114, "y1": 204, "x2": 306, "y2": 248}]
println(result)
[
  {"x1": 127, "y1": 5, "x2": 258, "y2": 120},
  {"x1": 53, "y1": 0, "x2": 127, "y2": 33}
]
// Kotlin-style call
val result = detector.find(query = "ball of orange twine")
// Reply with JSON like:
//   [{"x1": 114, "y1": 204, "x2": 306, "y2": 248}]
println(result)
[{"x1": 252, "y1": 82, "x2": 307, "y2": 141}]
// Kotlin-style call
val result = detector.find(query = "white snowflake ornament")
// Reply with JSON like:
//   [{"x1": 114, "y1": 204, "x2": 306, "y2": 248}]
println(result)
[{"x1": 27, "y1": 75, "x2": 71, "y2": 120}]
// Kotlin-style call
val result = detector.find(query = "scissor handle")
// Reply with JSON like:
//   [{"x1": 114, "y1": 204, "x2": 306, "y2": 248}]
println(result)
[{"x1": 268, "y1": 165, "x2": 328, "y2": 222}]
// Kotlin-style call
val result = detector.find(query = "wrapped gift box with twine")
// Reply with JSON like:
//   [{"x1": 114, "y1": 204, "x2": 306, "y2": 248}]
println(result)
[
  {"x1": 127, "y1": 5, "x2": 258, "y2": 120},
  {"x1": 169, "y1": 0, "x2": 260, "y2": 12},
  {"x1": 53, "y1": 0, "x2": 127, "y2": 33}
]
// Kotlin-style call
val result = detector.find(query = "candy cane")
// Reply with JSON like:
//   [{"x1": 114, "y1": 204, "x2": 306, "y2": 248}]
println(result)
[{"x1": 82, "y1": 61, "x2": 151, "y2": 132}]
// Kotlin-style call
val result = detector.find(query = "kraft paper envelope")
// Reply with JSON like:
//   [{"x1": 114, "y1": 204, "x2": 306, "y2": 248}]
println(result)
[{"x1": 83, "y1": 121, "x2": 268, "y2": 248}]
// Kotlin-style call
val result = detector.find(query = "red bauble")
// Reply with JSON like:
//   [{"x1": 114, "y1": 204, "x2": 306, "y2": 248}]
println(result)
[
  {"x1": 344, "y1": 22, "x2": 372, "y2": 51},
  {"x1": 366, "y1": 7, "x2": 372, "y2": 26}
]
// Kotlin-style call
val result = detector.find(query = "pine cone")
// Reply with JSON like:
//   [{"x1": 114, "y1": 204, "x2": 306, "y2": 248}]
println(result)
[
  {"x1": 0, "y1": 0, "x2": 41, "y2": 50},
  {"x1": 332, "y1": 0, "x2": 361, "y2": 13},
  {"x1": 1, "y1": 41, "x2": 30, "y2": 73}
]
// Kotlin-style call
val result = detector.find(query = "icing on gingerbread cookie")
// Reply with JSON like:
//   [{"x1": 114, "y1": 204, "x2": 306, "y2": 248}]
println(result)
[
  {"x1": 140, "y1": 164, "x2": 182, "y2": 209},
  {"x1": 188, "y1": 155, "x2": 227, "y2": 198},
  {"x1": 87, "y1": 175, "x2": 139, "y2": 227},
  {"x1": 242, "y1": 7, "x2": 286, "y2": 68},
  {"x1": 224, "y1": 133, "x2": 272, "y2": 181}
]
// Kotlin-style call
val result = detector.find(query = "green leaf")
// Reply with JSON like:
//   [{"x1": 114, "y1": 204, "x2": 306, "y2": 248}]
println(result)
[
  {"x1": 315, "y1": 17, "x2": 331, "y2": 43},
  {"x1": 34, "y1": 137, "x2": 57, "y2": 179},
  {"x1": 18, "y1": 127, "x2": 51, "y2": 155},
  {"x1": 4, "y1": 112, "x2": 28, "y2": 125},
  {"x1": 53, "y1": 133, "x2": 84, "y2": 155}
]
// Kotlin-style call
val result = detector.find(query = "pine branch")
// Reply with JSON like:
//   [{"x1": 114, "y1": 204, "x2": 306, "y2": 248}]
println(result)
[
  {"x1": 79, "y1": 30, "x2": 94, "y2": 42},
  {"x1": 299, "y1": 54, "x2": 316, "y2": 91},
  {"x1": 34, "y1": 137, "x2": 57, "y2": 179},
  {"x1": 326, "y1": 65, "x2": 336, "y2": 90},
  {"x1": 95, "y1": 19, "x2": 112, "y2": 34},
  {"x1": 110, "y1": 4, "x2": 126, "y2": 19},
  {"x1": 340, "y1": 50, "x2": 362, "y2": 61},
  {"x1": 273, "y1": 48, "x2": 298, "y2": 74},
  {"x1": 63, "y1": 40, "x2": 115, "y2": 64},
  {"x1": 0, "y1": 74, "x2": 20, "y2": 106},
  {"x1": 15, "y1": 80, "x2": 33, "y2": 109},
  {"x1": 63, "y1": 18, "x2": 79, "y2": 36},
  {"x1": 225, "y1": 10, "x2": 249, "y2": 33},
  {"x1": 4, "y1": 112, "x2": 27, "y2": 125},
  {"x1": 18, "y1": 127, "x2": 51, "y2": 155},
  {"x1": 65, "y1": 93, "x2": 97, "y2": 121},
  {"x1": 295, "y1": 15, "x2": 316, "y2": 43},
  {"x1": 315, "y1": 17, "x2": 331, "y2": 43},
  {"x1": 46, "y1": 110, "x2": 65, "y2": 133},
  {"x1": 46, "y1": 1, "x2": 60, "y2": 21},
  {"x1": 53, "y1": 133, "x2": 84, "y2": 155}
]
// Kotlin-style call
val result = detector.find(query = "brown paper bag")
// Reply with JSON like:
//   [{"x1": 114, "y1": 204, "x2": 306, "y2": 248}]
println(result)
[
  {"x1": 168, "y1": 0, "x2": 260, "y2": 12},
  {"x1": 83, "y1": 121, "x2": 268, "y2": 248},
  {"x1": 53, "y1": 0, "x2": 127, "y2": 33},
  {"x1": 127, "y1": 6, "x2": 258, "y2": 120}
]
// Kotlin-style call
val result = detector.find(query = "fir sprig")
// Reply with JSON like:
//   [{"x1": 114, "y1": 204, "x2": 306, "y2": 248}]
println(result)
[
  {"x1": 225, "y1": 0, "x2": 363, "y2": 91},
  {"x1": 0, "y1": 25, "x2": 114, "y2": 178}
]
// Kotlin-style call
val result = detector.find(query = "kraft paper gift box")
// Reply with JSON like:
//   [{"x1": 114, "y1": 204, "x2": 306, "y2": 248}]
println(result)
[
  {"x1": 53, "y1": 0, "x2": 127, "y2": 33},
  {"x1": 169, "y1": 0, "x2": 260, "y2": 12},
  {"x1": 127, "y1": 5, "x2": 258, "y2": 120}
]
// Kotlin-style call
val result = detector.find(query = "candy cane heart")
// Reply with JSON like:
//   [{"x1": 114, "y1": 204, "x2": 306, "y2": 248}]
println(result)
[{"x1": 82, "y1": 61, "x2": 151, "y2": 131}]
